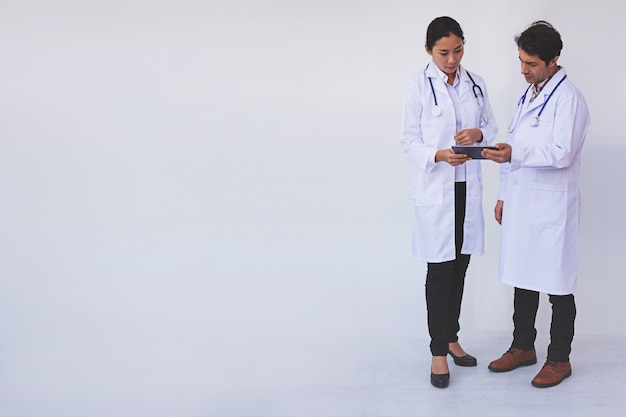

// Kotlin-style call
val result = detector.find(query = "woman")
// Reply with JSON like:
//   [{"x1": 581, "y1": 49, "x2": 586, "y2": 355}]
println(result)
[{"x1": 400, "y1": 16, "x2": 498, "y2": 388}]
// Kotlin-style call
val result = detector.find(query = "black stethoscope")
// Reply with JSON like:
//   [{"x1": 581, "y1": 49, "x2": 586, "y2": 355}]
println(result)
[
  {"x1": 507, "y1": 74, "x2": 567, "y2": 132},
  {"x1": 427, "y1": 65, "x2": 484, "y2": 117}
]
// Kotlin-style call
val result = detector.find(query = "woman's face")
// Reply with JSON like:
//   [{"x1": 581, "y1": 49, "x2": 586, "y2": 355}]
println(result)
[{"x1": 426, "y1": 34, "x2": 464, "y2": 76}]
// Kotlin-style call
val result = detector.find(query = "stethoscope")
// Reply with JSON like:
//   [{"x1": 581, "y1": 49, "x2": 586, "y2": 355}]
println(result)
[
  {"x1": 427, "y1": 66, "x2": 484, "y2": 118},
  {"x1": 507, "y1": 74, "x2": 567, "y2": 132}
]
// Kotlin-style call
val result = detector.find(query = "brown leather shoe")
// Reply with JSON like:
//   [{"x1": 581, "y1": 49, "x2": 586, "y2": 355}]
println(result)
[
  {"x1": 531, "y1": 360, "x2": 572, "y2": 388},
  {"x1": 488, "y1": 347, "x2": 537, "y2": 372}
]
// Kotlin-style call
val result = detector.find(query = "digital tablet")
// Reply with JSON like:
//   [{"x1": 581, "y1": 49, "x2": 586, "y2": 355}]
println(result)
[{"x1": 452, "y1": 146, "x2": 499, "y2": 159}]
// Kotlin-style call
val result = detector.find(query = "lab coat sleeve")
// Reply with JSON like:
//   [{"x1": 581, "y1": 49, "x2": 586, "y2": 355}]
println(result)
[
  {"x1": 510, "y1": 91, "x2": 589, "y2": 170},
  {"x1": 400, "y1": 77, "x2": 438, "y2": 174},
  {"x1": 475, "y1": 76, "x2": 499, "y2": 145}
]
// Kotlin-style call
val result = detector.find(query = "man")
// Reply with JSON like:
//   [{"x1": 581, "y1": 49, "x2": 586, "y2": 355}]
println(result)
[{"x1": 482, "y1": 21, "x2": 590, "y2": 388}]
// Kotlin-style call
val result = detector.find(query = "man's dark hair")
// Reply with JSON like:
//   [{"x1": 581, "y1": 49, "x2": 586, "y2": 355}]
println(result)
[{"x1": 515, "y1": 21, "x2": 563, "y2": 65}]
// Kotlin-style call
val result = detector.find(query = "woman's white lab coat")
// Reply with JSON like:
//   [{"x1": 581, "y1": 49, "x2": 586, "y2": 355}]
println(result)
[
  {"x1": 498, "y1": 67, "x2": 590, "y2": 295},
  {"x1": 401, "y1": 63, "x2": 498, "y2": 263}
]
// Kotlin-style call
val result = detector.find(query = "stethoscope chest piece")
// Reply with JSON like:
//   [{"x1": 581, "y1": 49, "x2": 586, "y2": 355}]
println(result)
[
  {"x1": 530, "y1": 116, "x2": 539, "y2": 127},
  {"x1": 508, "y1": 74, "x2": 568, "y2": 132},
  {"x1": 425, "y1": 64, "x2": 483, "y2": 120}
]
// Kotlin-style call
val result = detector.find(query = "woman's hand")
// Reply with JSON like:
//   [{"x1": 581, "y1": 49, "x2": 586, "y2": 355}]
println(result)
[
  {"x1": 454, "y1": 128, "x2": 483, "y2": 146},
  {"x1": 435, "y1": 149, "x2": 470, "y2": 166}
]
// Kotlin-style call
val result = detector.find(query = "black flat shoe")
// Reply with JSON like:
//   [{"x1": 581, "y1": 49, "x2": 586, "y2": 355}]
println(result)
[
  {"x1": 448, "y1": 350, "x2": 477, "y2": 367},
  {"x1": 430, "y1": 372, "x2": 450, "y2": 388}
]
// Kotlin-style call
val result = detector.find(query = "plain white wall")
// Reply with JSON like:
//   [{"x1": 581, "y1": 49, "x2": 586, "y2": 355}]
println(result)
[{"x1": 0, "y1": 0, "x2": 622, "y2": 414}]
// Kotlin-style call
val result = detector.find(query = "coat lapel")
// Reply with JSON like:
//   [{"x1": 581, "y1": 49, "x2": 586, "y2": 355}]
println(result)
[{"x1": 522, "y1": 68, "x2": 568, "y2": 116}]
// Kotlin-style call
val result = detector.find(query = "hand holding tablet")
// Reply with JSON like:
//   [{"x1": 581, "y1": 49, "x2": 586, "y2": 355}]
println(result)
[{"x1": 452, "y1": 146, "x2": 499, "y2": 159}]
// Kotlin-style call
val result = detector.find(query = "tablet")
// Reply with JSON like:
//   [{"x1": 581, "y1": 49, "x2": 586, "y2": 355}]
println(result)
[{"x1": 452, "y1": 146, "x2": 498, "y2": 159}]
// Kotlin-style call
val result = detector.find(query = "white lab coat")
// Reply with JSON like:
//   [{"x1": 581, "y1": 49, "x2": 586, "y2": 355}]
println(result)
[
  {"x1": 401, "y1": 63, "x2": 498, "y2": 262},
  {"x1": 498, "y1": 67, "x2": 590, "y2": 295}
]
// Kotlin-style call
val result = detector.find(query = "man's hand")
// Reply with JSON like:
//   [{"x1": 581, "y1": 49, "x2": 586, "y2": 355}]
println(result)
[
  {"x1": 494, "y1": 200, "x2": 504, "y2": 225},
  {"x1": 482, "y1": 143, "x2": 512, "y2": 163}
]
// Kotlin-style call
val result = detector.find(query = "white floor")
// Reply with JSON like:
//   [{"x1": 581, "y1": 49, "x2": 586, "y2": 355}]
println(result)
[
  {"x1": 209, "y1": 333, "x2": 626, "y2": 417},
  {"x1": 1, "y1": 328, "x2": 624, "y2": 416}
]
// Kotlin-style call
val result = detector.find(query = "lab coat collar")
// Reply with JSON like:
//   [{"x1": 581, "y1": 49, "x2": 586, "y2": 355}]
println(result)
[
  {"x1": 542, "y1": 66, "x2": 567, "y2": 91},
  {"x1": 425, "y1": 61, "x2": 462, "y2": 83},
  {"x1": 525, "y1": 67, "x2": 567, "y2": 112},
  {"x1": 425, "y1": 61, "x2": 465, "y2": 94}
]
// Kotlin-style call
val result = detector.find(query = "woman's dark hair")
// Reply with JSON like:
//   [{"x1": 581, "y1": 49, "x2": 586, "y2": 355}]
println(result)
[
  {"x1": 515, "y1": 21, "x2": 563, "y2": 65},
  {"x1": 425, "y1": 16, "x2": 465, "y2": 51}
]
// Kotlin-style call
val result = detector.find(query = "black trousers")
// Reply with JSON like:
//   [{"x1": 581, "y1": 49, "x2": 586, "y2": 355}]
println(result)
[
  {"x1": 425, "y1": 182, "x2": 470, "y2": 356},
  {"x1": 511, "y1": 287, "x2": 576, "y2": 362}
]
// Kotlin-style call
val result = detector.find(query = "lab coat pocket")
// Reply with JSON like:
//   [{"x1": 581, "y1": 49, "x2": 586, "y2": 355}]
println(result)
[
  {"x1": 529, "y1": 182, "x2": 567, "y2": 226},
  {"x1": 413, "y1": 170, "x2": 443, "y2": 206}
]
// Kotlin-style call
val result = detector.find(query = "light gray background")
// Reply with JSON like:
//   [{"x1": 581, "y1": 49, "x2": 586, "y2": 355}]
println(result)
[{"x1": 0, "y1": 0, "x2": 621, "y2": 416}]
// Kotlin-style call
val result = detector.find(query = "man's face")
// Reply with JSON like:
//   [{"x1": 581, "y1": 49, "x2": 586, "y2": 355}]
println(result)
[{"x1": 518, "y1": 48, "x2": 558, "y2": 84}]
